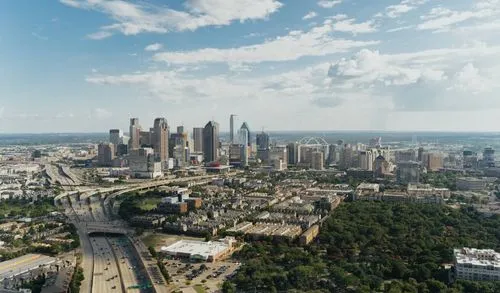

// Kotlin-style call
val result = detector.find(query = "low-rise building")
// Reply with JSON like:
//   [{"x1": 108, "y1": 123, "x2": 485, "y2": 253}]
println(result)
[
  {"x1": 299, "y1": 225, "x2": 319, "y2": 245},
  {"x1": 456, "y1": 177, "x2": 488, "y2": 191},
  {"x1": 160, "y1": 237, "x2": 235, "y2": 262},
  {"x1": 454, "y1": 248, "x2": 500, "y2": 281}
]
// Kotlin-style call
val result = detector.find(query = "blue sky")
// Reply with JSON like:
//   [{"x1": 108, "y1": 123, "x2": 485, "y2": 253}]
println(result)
[{"x1": 1, "y1": 0, "x2": 500, "y2": 133}]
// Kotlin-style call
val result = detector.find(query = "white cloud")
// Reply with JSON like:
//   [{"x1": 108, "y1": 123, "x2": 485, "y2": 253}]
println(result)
[
  {"x1": 153, "y1": 21, "x2": 379, "y2": 64},
  {"x1": 303, "y1": 11, "x2": 318, "y2": 20},
  {"x1": 145, "y1": 43, "x2": 163, "y2": 51},
  {"x1": 60, "y1": 0, "x2": 283, "y2": 38},
  {"x1": 317, "y1": 0, "x2": 341, "y2": 8},
  {"x1": 86, "y1": 31, "x2": 113, "y2": 40},
  {"x1": 386, "y1": 25, "x2": 413, "y2": 33},
  {"x1": 417, "y1": 1, "x2": 500, "y2": 31},
  {"x1": 330, "y1": 17, "x2": 378, "y2": 35},
  {"x1": 93, "y1": 108, "x2": 113, "y2": 119},
  {"x1": 326, "y1": 44, "x2": 500, "y2": 111},
  {"x1": 380, "y1": 0, "x2": 428, "y2": 18}
]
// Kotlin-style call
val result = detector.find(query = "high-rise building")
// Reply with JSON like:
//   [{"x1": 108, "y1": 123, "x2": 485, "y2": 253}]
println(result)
[
  {"x1": 256, "y1": 132, "x2": 270, "y2": 150},
  {"x1": 193, "y1": 127, "x2": 203, "y2": 153},
  {"x1": 374, "y1": 155, "x2": 389, "y2": 178},
  {"x1": 129, "y1": 118, "x2": 141, "y2": 150},
  {"x1": 483, "y1": 148, "x2": 495, "y2": 167},
  {"x1": 287, "y1": 143, "x2": 299, "y2": 165},
  {"x1": 359, "y1": 150, "x2": 374, "y2": 171},
  {"x1": 463, "y1": 150, "x2": 478, "y2": 169},
  {"x1": 238, "y1": 127, "x2": 249, "y2": 167},
  {"x1": 109, "y1": 129, "x2": 122, "y2": 146},
  {"x1": 140, "y1": 130, "x2": 152, "y2": 146},
  {"x1": 129, "y1": 147, "x2": 163, "y2": 178},
  {"x1": 424, "y1": 152, "x2": 444, "y2": 172},
  {"x1": 395, "y1": 149, "x2": 417, "y2": 163},
  {"x1": 203, "y1": 121, "x2": 220, "y2": 163},
  {"x1": 397, "y1": 161, "x2": 420, "y2": 184},
  {"x1": 311, "y1": 151, "x2": 324, "y2": 170},
  {"x1": 170, "y1": 131, "x2": 189, "y2": 168},
  {"x1": 229, "y1": 144, "x2": 242, "y2": 166},
  {"x1": 152, "y1": 118, "x2": 169, "y2": 164},
  {"x1": 240, "y1": 122, "x2": 251, "y2": 147},
  {"x1": 270, "y1": 146, "x2": 288, "y2": 169},
  {"x1": 98, "y1": 143, "x2": 115, "y2": 166},
  {"x1": 177, "y1": 126, "x2": 184, "y2": 134},
  {"x1": 230, "y1": 114, "x2": 237, "y2": 143},
  {"x1": 418, "y1": 147, "x2": 425, "y2": 162},
  {"x1": 327, "y1": 144, "x2": 337, "y2": 165}
]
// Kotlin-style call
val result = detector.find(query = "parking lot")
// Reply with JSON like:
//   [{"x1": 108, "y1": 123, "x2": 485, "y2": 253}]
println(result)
[{"x1": 165, "y1": 259, "x2": 240, "y2": 292}]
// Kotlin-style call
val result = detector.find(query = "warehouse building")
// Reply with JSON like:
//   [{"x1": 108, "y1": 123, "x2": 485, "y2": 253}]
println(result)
[{"x1": 160, "y1": 237, "x2": 236, "y2": 262}]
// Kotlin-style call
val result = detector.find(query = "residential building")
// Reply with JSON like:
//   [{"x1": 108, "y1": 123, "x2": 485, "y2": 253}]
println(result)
[
  {"x1": 424, "y1": 152, "x2": 444, "y2": 171},
  {"x1": 359, "y1": 150, "x2": 374, "y2": 171},
  {"x1": 203, "y1": 121, "x2": 220, "y2": 163},
  {"x1": 454, "y1": 248, "x2": 500, "y2": 281}
]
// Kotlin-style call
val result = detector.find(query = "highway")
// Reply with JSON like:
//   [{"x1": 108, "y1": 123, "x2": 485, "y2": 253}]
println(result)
[{"x1": 56, "y1": 174, "x2": 230, "y2": 293}]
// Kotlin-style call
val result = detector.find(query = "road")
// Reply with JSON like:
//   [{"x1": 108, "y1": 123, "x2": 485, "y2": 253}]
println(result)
[{"x1": 57, "y1": 174, "x2": 229, "y2": 293}]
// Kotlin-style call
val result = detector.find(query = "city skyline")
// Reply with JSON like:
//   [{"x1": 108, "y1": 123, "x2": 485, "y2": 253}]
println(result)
[{"x1": 2, "y1": 0, "x2": 500, "y2": 133}]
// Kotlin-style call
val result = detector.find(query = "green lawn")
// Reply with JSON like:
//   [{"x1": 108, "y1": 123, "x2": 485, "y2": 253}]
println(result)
[
  {"x1": 138, "y1": 198, "x2": 162, "y2": 211},
  {"x1": 193, "y1": 284, "x2": 206, "y2": 293}
]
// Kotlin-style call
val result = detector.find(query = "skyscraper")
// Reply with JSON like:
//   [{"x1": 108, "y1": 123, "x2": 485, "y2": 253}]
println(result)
[
  {"x1": 240, "y1": 122, "x2": 251, "y2": 147},
  {"x1": 256, "y1": 131, "x2": 270, "y2": 163},
  {"x1": 230, "y1": 114, "x2": 237, "y2": 143},
  {"x1": 109, "y1": 129, "x2": 122, "y2": 146},
  {"x1": 98, "y1": 143, "x2": 115, "y2": 166},
  {"x1": 203, "y1": 121, "x2": 220, "y2": 163},
  {"x1": 483, "y1": 147, "x2": 495, "y2": 167},
  {"x1": 397, "y1": 161, "x2": 420, "y2": 184},
  {"x1": 193, "y1": 127, "x2": 203, "y2": 153},
  {"x1": 311, "y1": 151, "x2": 324, "y2": 170},
  {"x1": 129, "y1": 118, "x2": 141, "y2": 150},
  {"x1": 287, "y1": 142, "x2": 299, "y2": 165},
  {"x1": 153, "y1": 118, "x2": 169, "y2": 163},
  {"x1": 239, "y1": 127, "x2": 249, "y2": 167}
]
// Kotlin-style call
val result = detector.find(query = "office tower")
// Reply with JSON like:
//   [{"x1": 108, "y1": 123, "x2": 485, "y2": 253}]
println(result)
[
  {"x1": 230, "y1": 114, "x2": 237, "y2": 143},
  {"x1": 287, "y1": 142, "x2": 299, "y2": 165},
  {"x1": 395, "y1": 149, "x2": 417, "y2": 163},
  {"x1": 397, "y1": 161, "x2": 420, "y2": 184},
  {"x1": 109, "y1": 129, "x2": 122, "y2": 146},
  {"x1": 463, "y1": 150, "x2": 478, "y2": 169},
  {"x1": 418, "y1": 147, "x2": 424, "y2": 162},
  {"x1": 98, "y1": 143, "x2": 115, "y2": 166},
  {"x1": 177, "y1": 126, "x2": 184, "y2": 134},
  {"x1": 129, "y1": 148, "x2": 163, "y2": 178},
  {"x1": 116, "y1": 144, "x2": 128, "y2": 156},
  {"x1": 311, "y1": 151, "x2": 324, "y2": 170},
  {"x1": 229, "y1": 144, "x2": 242, "y2": 166},
  {"x1": 238, "y1": 127, "x2": 249, "y2": 167},
  {"x1": 483, "y1": 148, "x2": 495, "y2": 167},
  {"x1": 140, "y1": 130, "x2": 152, "y2": 146},
  {"x1": 256, "y1": 132, "x2": 270, "y2": 150},
  {"x1": 327, "y1": 144, "x2": 337, "y2": 165},
  {"x1": 192, "y1": 127, "x2": 203, "y2": 153},
  {"x1": 424, "y1": 152, "x2": 444, "y2": 172},
  {"x1": 203, "y1": 121, "x2": 220, "y2": 163},
  {"x1": 256, "y1": 131, "x2": 270, "y2": 162},
  {"x1": 339, "y1": 145, "x2": 355, "y2": 170},
  {"x1": 153, "y1": 118, "x2": 169, "y2": 163},
  {"x1": 129, "y1": 118, "x2": 141, "y2": 150},
  {"x1": 240, "y1": 122, "x2": 251, "y2": 147},
  {"x1": 170, "y1": 131, "x2": 189, "y2": 167}
]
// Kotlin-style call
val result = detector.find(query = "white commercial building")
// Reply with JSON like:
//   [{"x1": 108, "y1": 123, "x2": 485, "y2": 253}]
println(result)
[
  {"x1": 0, "y1": 254, "x2": 56, "y2": 283},
  {"x1": 160, "y1": 238, "x2": 235, "y2": 262},
  {"x1": 454, "y1": 248, "x2": 500, "y2": 281}
]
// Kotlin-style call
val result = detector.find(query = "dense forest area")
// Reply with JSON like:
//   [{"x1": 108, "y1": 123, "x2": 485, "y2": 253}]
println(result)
[{"x1": 224, "y1": 202, "x2": 500, "y2": 293}]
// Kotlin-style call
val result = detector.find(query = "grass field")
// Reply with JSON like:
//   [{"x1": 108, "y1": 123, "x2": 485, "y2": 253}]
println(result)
[
  {"x1": 193, "y1": 284, "x2": 206, "y2": 293},
  {"x1": 137, "y1": 198, "x2": 162, "y2": 211}
]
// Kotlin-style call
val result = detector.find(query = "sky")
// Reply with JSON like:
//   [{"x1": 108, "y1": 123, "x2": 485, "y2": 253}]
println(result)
[{"x1": 1, "y1": 0, "x2": 500, "y2": 133}]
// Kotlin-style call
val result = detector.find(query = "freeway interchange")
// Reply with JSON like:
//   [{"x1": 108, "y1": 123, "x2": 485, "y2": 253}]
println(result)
[{"x1": 56, "y1": 175, "x2": 217, "y2": 293}]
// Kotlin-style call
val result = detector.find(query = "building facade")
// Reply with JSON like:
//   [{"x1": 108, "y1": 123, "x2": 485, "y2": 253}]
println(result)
[{"x1": 202, "y1": 121, "x2": 220, "y2": 163}]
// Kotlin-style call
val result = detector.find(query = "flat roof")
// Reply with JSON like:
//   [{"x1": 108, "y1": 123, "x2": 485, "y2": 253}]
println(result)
[
  {"x1": 160, "y1": 240, "x2": 230, "y2": 259},
  {"x1": 0, "y1": 254, "x2": 56, "y2": 281},
  {"x1": 454, "y1": 248, "x2": 500, "y2": 268}
]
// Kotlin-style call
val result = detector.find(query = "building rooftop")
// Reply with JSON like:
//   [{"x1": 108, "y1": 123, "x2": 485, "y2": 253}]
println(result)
[
  {"x1": 454, "y1": 248, "x2": 500, "y2": 268},
  {"x1": 0, "y1": 253, "x2": 56, "y2": 281},
  {"x1": 160, "y1": 239, "x2": 230, "y2": 259}
]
